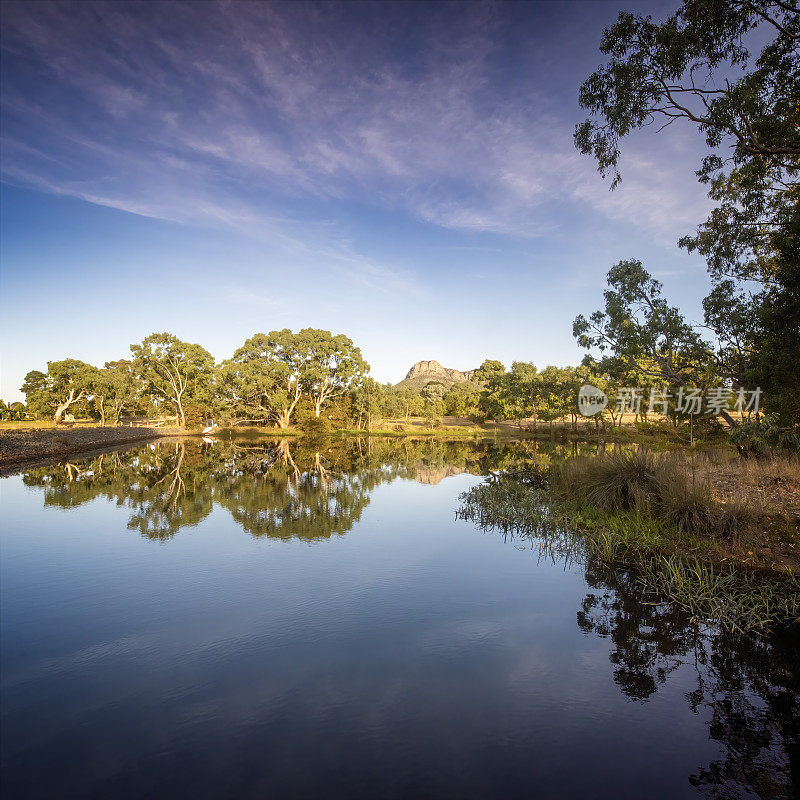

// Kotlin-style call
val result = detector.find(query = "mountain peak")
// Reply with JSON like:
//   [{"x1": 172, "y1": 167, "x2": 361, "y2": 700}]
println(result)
[{"x1": 397, "y1": 360, "x2": 477, "y2": 389}]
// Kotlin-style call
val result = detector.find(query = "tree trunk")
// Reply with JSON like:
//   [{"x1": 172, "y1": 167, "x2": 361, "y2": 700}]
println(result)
[{"x1": 54, "y1": 389, "x2": 81, "y2": 424}]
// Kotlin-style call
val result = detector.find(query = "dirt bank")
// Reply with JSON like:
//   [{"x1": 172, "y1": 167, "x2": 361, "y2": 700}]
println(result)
[{"x1": 0, "y1": 427, "x2": 184, "y2": 474}]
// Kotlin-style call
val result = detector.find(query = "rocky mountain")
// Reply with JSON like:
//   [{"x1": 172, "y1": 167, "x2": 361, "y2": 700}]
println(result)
[{"x1": 395, "y1": 360, "x2": 478, "y2": 390}]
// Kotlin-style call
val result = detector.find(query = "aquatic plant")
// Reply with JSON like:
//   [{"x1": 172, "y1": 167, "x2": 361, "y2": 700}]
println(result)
[{"x1": 458, "y1": 470, "x2": 800, "y2": 633}]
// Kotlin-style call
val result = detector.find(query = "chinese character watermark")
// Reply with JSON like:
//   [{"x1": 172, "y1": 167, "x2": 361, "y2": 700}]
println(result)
[{"x1": 577, "y1": 385, "x2": 763, "y2": 417}]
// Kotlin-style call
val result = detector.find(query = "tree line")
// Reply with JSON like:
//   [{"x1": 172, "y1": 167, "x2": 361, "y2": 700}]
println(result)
[
  {"x1": 14, "y1": 327, "x2": 608, "y2": 430},
  {"x1": 16, "y1": 324, "x2": 758, "y2": 433},
  {"x1": 19, "y1": 329, "x2": 370, "y2": 428}
]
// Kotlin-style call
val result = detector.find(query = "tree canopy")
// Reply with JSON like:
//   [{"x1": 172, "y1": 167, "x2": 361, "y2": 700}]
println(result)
[
  {"x1": 130, "y1": 333, "x2": 215, "y2": 427},
  {"x1": 575, "y1": 0, "x2": 799, "y2": 424}
]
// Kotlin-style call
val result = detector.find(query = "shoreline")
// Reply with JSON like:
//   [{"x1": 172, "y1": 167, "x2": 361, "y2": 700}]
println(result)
[
  {"x1": 0, "y1": 420, "x2": 726, "y2": 476},
  {"x1": 0, "y1": 427, "x2": 186, "y2": 475}
]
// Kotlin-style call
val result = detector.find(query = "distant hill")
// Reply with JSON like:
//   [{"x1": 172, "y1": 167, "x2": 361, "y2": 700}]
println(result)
[{"x1": 395, "y1": 360, "x2": 478, "y2": 391}]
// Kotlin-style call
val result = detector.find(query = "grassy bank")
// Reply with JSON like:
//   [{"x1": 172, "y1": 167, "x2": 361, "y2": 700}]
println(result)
[{"x1": 458, "y1": 450, "x2": 800, "y2": 632}]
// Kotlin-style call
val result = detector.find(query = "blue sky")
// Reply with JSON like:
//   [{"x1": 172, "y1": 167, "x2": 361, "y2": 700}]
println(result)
[{"x1": 0, "y1": 0, "x2": 715, "y2": 402}]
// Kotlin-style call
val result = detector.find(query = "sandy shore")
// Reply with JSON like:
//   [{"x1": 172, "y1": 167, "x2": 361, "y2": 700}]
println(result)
[{"x1": 0, "y1": 427, "x2": 184, "y2": 474}]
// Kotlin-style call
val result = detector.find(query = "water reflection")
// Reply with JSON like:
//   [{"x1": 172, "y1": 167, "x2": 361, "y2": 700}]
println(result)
[
  {"x1": 21, "y1": 437, "x2": 598, "y2": 541},
  {"x1": 490, "y1": 528, "x2": 800, "y2": 800},
  {"x1": 11, "y1": 437, "x2": 800, "y2": 799}
]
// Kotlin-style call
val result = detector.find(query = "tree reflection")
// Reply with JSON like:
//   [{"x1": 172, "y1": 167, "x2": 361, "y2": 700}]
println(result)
[
  {"x1": 22, "y1": 436, "x2": 584, "y2": 542},
  {"x1": 577, "y1": 561, "x2": 800, "y2": 799}
]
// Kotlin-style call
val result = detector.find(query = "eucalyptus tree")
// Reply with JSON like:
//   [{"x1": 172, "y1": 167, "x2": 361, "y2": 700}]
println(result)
[
  {"x1": 474, "y1": 359, "x2": 508, "y2": 421},
  {"x1": 573, "y1": 260, "x2": 714, "y2": 391},
  {"x1": 576, "y1": 0, "x2": 798, "y2": 282},
  {"x1": 298, "y1": 329, "x2": 368, "y2": 417},
  {"x1": 130, "y1": 333, "x2": 215, "y2": 427},
  {"x1": 220, "y1": 330, "x2": 307, "y2": 428},
  {"x1": 92, "y1": 360, "x2": 140, "y2": 425},
  {"x1": 351, "y1": 377, "x2": 385, "y2": 431},
  {"x1": 395, "y1": 385, "x2": 425, "y2": 420},
  {"x1": 575, "y1": 0, "x2": 799, "y2": 420},
  {"x1": 420, "y1": 381, "x2": 447, "y2": 406},
  {"x1": 507, "y1": 361, "x2": 539, "y2": 427},
  {"x1": 21, "y1": 359, "x2": 97, "y2": 423},
  {"x1": 442, "y1": 382, "x2": 481, "y2": 418}
]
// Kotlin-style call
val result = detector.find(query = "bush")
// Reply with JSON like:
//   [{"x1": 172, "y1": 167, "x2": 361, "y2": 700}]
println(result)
[
  {"x1": 729, "y1": 413, "x2": 800, "y2": 456},
  {"x1": 298, "y1": 413, "x2": 332, "y2": 438}
]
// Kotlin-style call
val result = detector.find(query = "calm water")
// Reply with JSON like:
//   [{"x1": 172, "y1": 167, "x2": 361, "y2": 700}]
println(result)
[{"x1": 1, "y1": 438, "x2": 798, "y2": 799}]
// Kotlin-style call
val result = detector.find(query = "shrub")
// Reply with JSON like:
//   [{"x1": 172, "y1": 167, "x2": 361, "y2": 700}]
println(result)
[
  {"x1": 298, "y1": 414, "x2": 332, "y2": 437},
  {"x1": 729, "y1": 413, "x2": 800, "y2": 456}
]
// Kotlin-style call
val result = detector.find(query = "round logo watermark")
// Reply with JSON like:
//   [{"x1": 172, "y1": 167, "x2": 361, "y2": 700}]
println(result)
[{"x1": 578, "y1": 384, "x2": 608, "y2": 417}]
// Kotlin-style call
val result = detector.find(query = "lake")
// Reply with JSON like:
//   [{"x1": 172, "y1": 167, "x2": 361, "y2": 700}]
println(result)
[{"x1": 1, "y1": 437, "x2": 797, "y2": 799}]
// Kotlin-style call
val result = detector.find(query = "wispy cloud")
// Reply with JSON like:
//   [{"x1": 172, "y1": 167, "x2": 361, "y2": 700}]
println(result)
[{"x1": 1, "y1": 0, "x2": 709, "y2": 252}]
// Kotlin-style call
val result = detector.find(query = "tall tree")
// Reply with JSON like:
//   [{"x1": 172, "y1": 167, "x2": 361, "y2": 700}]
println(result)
[
  {"x1": 220, "y1": 330, "x2": 307, "y2": 428},
  {"x1": 576, "y1": 0, "x2": 799, "y2": 421},
  {"x1": 92, "y1": 360, "x2": 140, "y2": 425},
  {"x1": 21, "y1": 359, "x2": 97, "y2": 423},
  {"x1": 474, "y1": 359, "x2": 508, "y2": 421},
  {"x1": 130, "y1": 333, "x2": 214, "y2": 427},
  {"x1": 298, "y1": 329, "x2": 368, "y2": 417},
  {"x1": 573, "y1": 260, "x2": 714, "y2": 389}
]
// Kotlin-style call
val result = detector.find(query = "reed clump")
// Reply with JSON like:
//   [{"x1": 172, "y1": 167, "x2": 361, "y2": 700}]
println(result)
[{"x1": 637, "y1": 556, "x2": 800, "y2": 633}]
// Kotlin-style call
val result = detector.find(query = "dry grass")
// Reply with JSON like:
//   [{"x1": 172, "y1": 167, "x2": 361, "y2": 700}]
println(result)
[{"x1": 550, "y1": 449, "x2": 800, "y2": 573}]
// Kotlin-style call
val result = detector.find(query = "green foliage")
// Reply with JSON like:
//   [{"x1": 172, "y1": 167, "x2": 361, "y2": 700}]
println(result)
[
  {"x1": 728, "y1": 413, "x2": 800, "y2": 456},
  {"x1": 392, "y1": 385, "x2": 425, "y2": 419},
  {"x1": 297, "y1": 328, "x2": 368, "y2": 417},
  {"x1": 21, "y1": 359, "x2": 97, "y2": 422},
  {"x1": 182, "y1": 404, "x2": 208, "y2": 430},
  {"x1": 130, "y1": 333, "x2": 215, "y2": 427},
  {"x1": 297, "y1": 413, "x2": 333, "y2": 438},
  {"x1": 744, "y1": 232, "x2": 800, "y2": 422},
  {"x1": 473, "y1": 359, "x2": 508, "y2": 421},
  {"x1": 442, "y1": 382, "x2": 481, "y2": 417},
  {"x1": 576, "y1": 2, "x2": 798, "y2": 204},
  {"x1": 92, "y1": 360, "x2": 140, "y2": 425},
  {"x1": 573, "y1": 259, "x2": 713, "y2": 392},
  {"x1": 576, "y1": 1, "x2": 799, "y2": 425},
  {"x1": 421, "y1": 381, "x2": 447, "y2": 405},
  {"x1": 219, "y1": 330, "x2": 307, "y2": 427}
]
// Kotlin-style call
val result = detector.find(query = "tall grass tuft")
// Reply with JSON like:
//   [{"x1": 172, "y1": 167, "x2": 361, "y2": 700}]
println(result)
[
  {"x1": 556, "y1": 449, "x2": 759, "y2": 539},
  {"x1": 558, "y1": 450, "x2": 664, "y2": 512}
]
